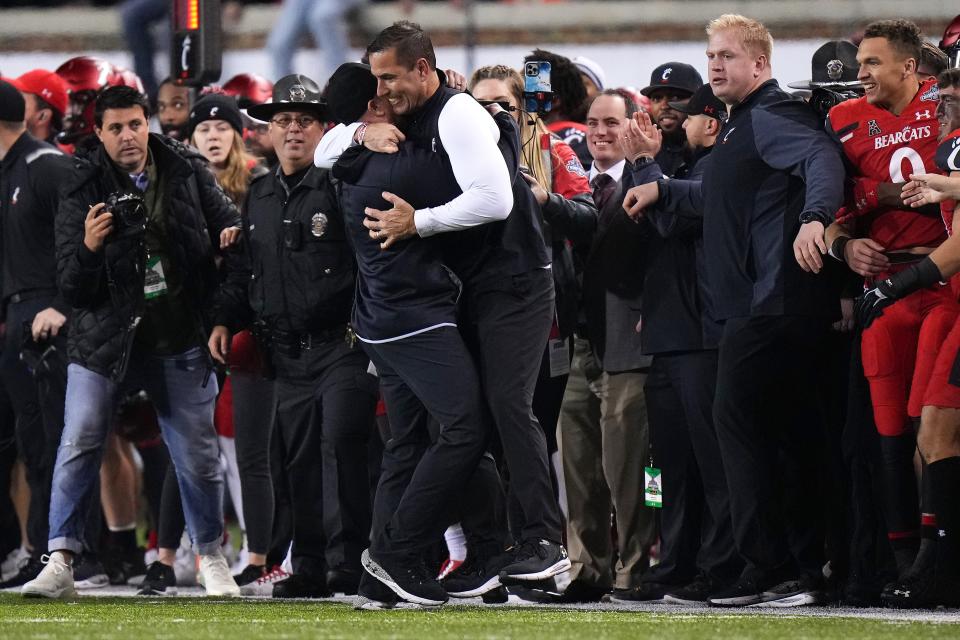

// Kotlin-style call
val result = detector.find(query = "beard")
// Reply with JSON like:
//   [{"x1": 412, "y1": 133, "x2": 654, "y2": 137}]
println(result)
[{"x1": 160, "y1": 121, "x2": 186, "y2": 141}]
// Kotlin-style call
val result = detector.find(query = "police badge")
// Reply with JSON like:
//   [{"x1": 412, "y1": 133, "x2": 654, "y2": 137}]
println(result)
[
  {"x1": 289, "y1": 84, "x2": 307, "y2": 102},
  {"x1": 310, "y1": 212, "x2": 329, "y2": 237},
  {"x1": 826, "y1": 59, "x2": 844, "y2": 82}
]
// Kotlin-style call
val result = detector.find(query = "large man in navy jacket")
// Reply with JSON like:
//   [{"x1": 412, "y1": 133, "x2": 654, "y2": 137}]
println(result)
[{"x1": 624, "y1": 14, "x2": 844, "y2": 607}]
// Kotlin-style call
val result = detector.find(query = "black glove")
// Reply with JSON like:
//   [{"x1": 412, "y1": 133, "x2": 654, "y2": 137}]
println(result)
[{"x1": 854, "y1": 256, "x2": 943, "y2": 328}]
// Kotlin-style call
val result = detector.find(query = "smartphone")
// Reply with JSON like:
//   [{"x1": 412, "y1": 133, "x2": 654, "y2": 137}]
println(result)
[{"x1": 523, "y1": 61, "x2": 553, "y2": 115}]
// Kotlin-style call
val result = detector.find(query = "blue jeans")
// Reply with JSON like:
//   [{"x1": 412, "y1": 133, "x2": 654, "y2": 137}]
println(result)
[
  {"x1": 267, "y1": 0, "x2": 364, "y2": 83},
  {"x1": 120, "y1": 0, "x2": 168, "y2": 98},
  {"x1": 49, "y1": 348, "x2": 223, "y2": 555}
]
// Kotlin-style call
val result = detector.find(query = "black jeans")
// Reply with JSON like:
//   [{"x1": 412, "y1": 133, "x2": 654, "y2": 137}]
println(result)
[
  {"x1": 643, "y1": 350, "x2": 740, "y2": 585},
  {"x1": 460, "y1": 268, "x2": 563, "y2": 543},
  {"x1": 231, "y1": 372, "x2": 277, "y2": 557},
  {"x1": 0, "y1": 295, "x2": 68, "y2": 558},
  {"x1": 270, "y1": 338, "x2": 376, "y2": 577},
  {"x1": 713, "y1": 314, "x2": 830, "y2": 581},
  {"x1": 364, "y1": 326, "x2": 489, "y2": 559}
]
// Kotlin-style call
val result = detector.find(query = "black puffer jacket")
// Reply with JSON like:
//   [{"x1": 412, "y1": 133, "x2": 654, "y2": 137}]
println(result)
[{"x1": 56, "y1": 134, "x2": 242, "y2": 380}]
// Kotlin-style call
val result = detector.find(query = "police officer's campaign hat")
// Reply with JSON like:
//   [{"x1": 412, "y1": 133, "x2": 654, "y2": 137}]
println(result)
[
  {"x1": 667, "y1": 84, "x2": 727, "y2": 122},
  {"x1": 247, "y1": 74, "x2": 326, "y2": 121},
  {"x1": 787, "y1": 40, "x2": 861, "y2": 89},
  {"x1": 640, "y1": 62, "x2": 702, "y2": 97}
]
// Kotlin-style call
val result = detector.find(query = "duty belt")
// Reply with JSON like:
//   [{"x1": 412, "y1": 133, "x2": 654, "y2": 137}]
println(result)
[{"x1": 270, "y1": 324, "x2": 350, "y2": 350}]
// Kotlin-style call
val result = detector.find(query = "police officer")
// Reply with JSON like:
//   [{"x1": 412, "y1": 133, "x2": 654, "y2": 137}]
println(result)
[
  {"x1": 210, "y1": 75, "x2": 377, "y2": 599},
  {"x1": 0, "y1": 80, "x2": 73, "y2": 589}
]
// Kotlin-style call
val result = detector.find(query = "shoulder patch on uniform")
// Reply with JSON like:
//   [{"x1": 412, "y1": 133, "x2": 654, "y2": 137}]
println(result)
[
  {"x1": 565, "y1": 157, "x2": 588, "y2": 178},
  {"x1": 25, "y1": 148, "x2": 63, "y2": 164},
  {"x1": 921, "y1": 84, "x2": 940, "y2": 102},
  {"x1": 936, "y1": 133, "x2": 960, "y2": 172}
]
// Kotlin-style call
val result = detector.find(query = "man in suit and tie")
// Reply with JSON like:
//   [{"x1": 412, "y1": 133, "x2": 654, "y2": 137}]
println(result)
[{"x1": 556, "y1": 89, "x2": 655, "y2": 602}]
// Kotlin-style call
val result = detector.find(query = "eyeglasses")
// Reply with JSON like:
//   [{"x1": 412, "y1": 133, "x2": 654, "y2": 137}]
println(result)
[{"x1": 270, "y1": 115, "x2": 318, "y2": 129}]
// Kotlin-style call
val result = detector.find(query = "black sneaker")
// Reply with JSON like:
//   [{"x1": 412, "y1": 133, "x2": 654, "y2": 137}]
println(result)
[
  {"x1": 882, "y1": 539, "x2": 937, "y2": 601},
  {"x1": 326, "y1": 566, "x2": 361, "y2": 595},
  {"x1": 137, "y1": 561, "x2": 177, "y2": 596},
  {"x1": 708, "y1": 573, "x2": 764, "y2": 607},
  {"x1": 664, "y1": 574, "x2": 721, "y2": 605},
  {"x1": 103, "y1": 549, "x2": 147, "y2": 586},
  {"x1": 605, "y1": 582, "x2": 671, "y2": 603},
  {"x1": 498, "y1": 539, "x2": 571, "y2": 582},
  {"x1": 441, "y1": 552, "x2": 506, "y2": 598},
  {"x1": 754, "y1": 577, "x2": 818, "y2": 607},
  {"x1": 73, "y1": 555, "x2": 109, "y2": 589},
  {"x1": 233, "y1": 564, "x2": 266, "y2": 587},
  {"x1": 881, "y1": 567, "x2": 960, "y2": 609},
  {"x1": 0, "y1": 556, "x2": 43, "y2": 589},
  {"x1": 272, "y1": 573, "x2": 331, "y2": 599},
  {"x1": 361, "y1": 549, "x2": 449, "y2": 606}
]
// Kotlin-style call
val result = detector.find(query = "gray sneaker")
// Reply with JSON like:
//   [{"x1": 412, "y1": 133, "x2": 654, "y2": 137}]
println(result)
[{"x1": 21, "y1": 554, "x2": 76, "y2": 599}]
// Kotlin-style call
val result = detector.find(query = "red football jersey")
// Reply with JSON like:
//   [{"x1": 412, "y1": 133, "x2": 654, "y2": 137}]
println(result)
[
  {"x1": 936, "y1": 128, "x2": 960, "y2": 235},
  {"x1": 828, "y1": 78, "x2": 946, "y2": 251},
  {"x1": 549, "y1": 137, "x2": 591, "y2": 199}
]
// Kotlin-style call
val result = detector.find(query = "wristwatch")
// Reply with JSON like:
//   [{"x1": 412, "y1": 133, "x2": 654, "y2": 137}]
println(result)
[{"x1": 798, "y1": 210, "x2": 829, "y2": 225}]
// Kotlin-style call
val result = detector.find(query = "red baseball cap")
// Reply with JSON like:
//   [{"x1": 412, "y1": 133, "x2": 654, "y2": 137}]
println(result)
[{"x1": 8, "y1": 69, "x2": 68, "y2": 116}]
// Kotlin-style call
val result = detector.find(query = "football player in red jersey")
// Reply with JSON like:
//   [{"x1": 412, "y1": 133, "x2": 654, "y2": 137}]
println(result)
[
  {"x1": 855, "y1": 66, "x2": 960, "y2": 608},
  {"x1": 821, "y1": 20, "x2": 958, "y2": 590}
]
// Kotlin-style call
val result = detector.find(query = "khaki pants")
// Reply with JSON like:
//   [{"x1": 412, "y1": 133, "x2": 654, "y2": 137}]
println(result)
[{"x1": 558, "y1": 337, "x2": 654, "y2": 590}]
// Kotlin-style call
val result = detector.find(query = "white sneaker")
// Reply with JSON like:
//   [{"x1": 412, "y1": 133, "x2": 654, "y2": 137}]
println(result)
[
  {"x1": 198, "y1": 553, "x2": 240, "y2": 597},
  {"x1": 239, "y1": 566, "x2": 291, "y2": 596},
  {"x1": 1, "y1": 546, "x2": 30, "y2": 581},
  {"x1": 21, "y1": 553, "x2": 76, "y2": 599},
  {"x1": 173, "y1": 538, "x2": 198, "y2": 586}
]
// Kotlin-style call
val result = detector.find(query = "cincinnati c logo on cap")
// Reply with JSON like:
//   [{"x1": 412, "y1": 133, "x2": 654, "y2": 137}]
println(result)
[{"x1": 661, "y1": 67, "x2": 673, "y2": 82}]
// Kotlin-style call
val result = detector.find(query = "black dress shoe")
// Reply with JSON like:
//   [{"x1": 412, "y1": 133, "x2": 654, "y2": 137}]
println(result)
[
  {"x1": 272, "y1": 573, "x2": 331, "y2": 598},
  {"x1": 553, "y1": 580, "x2": 609, "y2": 603},
  {"x1": 326, "y1": 566, "x2": 361, "y2": 595}
]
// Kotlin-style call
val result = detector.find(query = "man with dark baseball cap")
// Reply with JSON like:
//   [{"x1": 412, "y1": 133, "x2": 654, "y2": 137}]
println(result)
[
  {"x1": 667, "y1": 83, "x2": 728, "y2": 123},
  {"x1": 640, "y1": 62, "x2": 703, "y2": 176}
]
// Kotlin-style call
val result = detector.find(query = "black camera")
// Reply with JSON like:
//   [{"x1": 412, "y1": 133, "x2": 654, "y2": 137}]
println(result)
[
  {"x1": 104, "y1": 191, "x2": 147, "y2": 234},
  {"x1": 810, "y1": 87, "x2": 861, "y2": 120}
]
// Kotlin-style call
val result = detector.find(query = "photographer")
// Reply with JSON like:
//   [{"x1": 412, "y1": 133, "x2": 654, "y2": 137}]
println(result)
[
  {"x1": 22, "y1": 86, "x2": 242, "y2": 599},
  {"x1": 0, "y1": 80, "x2": 73, "y2": 590}
]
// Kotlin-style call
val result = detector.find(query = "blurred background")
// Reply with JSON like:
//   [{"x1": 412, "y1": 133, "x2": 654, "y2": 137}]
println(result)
[{"x1": 0, "y1": 1, "x2": 957, "y2": 96}]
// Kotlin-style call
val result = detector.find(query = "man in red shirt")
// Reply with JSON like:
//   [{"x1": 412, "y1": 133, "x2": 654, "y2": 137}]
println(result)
[
  {"x1": 854, "y1": 66, "x2": 960, "y2": 607},
  {"x1": 822, "y1": 19, "x2": 956, "y2": 589}
]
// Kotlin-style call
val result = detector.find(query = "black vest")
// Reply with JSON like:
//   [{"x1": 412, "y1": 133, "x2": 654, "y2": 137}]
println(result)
[
  {"x1": 336, "y1": 142, "x2": 462, "y2": 341},
  {"x1": 402, "y1": 87, "x2": 549, "y2": 285}
]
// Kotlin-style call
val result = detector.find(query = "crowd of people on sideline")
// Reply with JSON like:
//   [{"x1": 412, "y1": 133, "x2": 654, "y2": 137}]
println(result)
[{"x1": 2, "y1": 11, "x2": 960, "y2": 611}]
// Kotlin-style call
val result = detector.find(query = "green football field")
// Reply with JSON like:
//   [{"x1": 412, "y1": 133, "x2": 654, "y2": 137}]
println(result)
[{"x1": 3, "y1": 594, "x2": 960, "y2": 640}]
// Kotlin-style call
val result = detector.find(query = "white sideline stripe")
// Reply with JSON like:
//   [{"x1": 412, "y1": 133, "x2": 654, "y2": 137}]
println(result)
[{"x1": 357, "y1": 323, "x2": 456, "y2": 344}]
